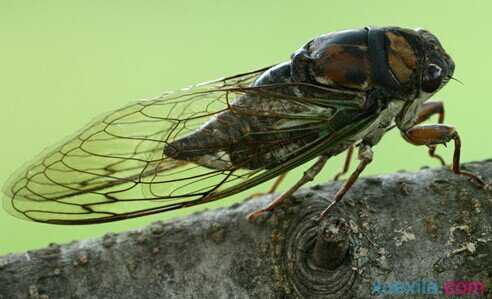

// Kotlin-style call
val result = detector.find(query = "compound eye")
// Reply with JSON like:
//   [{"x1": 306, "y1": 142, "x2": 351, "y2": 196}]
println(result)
[{"x1": 422, "y1": 64, "x2": 443, "y2": 93}]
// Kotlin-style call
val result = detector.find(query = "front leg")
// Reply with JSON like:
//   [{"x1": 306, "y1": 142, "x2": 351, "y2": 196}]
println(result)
[
  {"x1": 402, "y1": 124, "x2": 485, "y2": 187},
  {"x1": 415, "y1": 101, "x2": 446, "y2": 165},
  {"x1": 416, "y1": 101, "x2": 444, "y2": 124}
]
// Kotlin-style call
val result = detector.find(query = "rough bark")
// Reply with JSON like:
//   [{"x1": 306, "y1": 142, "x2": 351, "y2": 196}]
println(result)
[{"x1": 1, "y1": 160, "x2": 492, "y2": 298}]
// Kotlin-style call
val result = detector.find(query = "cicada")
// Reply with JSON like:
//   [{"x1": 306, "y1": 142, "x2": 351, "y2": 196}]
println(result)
[{"x1": 3, "y1": 26, "x2": 485, "y2": 224}]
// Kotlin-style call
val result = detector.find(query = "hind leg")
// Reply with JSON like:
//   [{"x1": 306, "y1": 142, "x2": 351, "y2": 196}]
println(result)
[
  {"x1": 247, "y1": 156, "x2": 329, "y2": 221},
  {"x1": 319, "y1": 144, "x2": 373, "y2": 219}
]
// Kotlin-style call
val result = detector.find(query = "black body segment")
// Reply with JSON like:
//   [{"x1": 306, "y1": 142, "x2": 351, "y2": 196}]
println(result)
[{"x1": 367, "y1": 27, "x2": 401, "y2": 90}]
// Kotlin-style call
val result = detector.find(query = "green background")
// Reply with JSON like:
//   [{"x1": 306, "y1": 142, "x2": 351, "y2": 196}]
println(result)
[{"x1": 1, "y1": 0, "x2": 491, "y2": 255}]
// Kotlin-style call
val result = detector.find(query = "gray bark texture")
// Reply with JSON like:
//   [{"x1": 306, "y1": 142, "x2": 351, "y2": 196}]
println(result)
[{"x1": 1, "y1": 160, "x2": 492, "y2": 298}]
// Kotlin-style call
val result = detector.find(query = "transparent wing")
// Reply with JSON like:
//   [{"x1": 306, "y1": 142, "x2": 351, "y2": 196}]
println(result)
[{"x1": 3, "y1": 66, "x2": 372, "y2": 224}]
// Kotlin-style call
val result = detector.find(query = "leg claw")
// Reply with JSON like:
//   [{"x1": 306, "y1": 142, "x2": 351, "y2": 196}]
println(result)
[
  {"x1": 318, "y1": 202, "x2": 336, "y2": 221},
  {"x1": 248, "y1": 192, "x2": 268, "y2": 200},
  {"x1": 247, "y1": 209, "x2": 272, "y2": 222}
]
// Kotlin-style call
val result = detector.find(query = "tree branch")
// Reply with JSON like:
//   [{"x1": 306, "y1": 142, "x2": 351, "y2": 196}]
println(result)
[{"x1": 1, "y1": 160, "x2": 492, "y2": 298}]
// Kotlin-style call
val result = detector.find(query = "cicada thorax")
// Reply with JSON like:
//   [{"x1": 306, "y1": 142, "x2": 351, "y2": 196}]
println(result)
[
  {"x1": 292, "y1": 27, "x2": 422, "y2": 100},
  {"x1": 292, "y1": 29, "x2": 372, "y2": 90}
]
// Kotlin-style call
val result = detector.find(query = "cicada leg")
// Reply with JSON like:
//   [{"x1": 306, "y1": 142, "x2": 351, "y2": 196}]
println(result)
[
  {"x1": 248, "y1": 172, "x2": 288, "y2": 199},
  {"x1": 333, "y1": 145, "x2": 354, "y2": 181},
  {"x1": 319, "y1": 144, "x2": 373, "y2": 219},
  {"x1": 402, "y1": 124, "x2": 485, "y2": 187},
  {"x1": 267, "y1": 172, "x2": 287, "y2": 193},
  {"x1": 416, "y1": 101, "x2": 445, "y2": 124},
  {"x1": 415, "y1": 101, "x2": 446, "y2": 166},
  {"x1": 247, "y1": 155, "x2": 329, "y2": 221}
]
